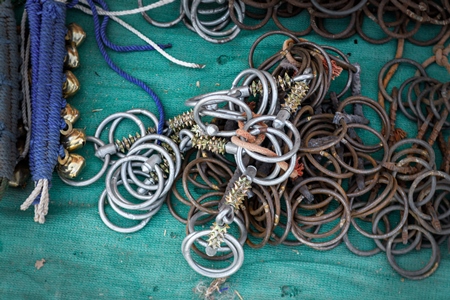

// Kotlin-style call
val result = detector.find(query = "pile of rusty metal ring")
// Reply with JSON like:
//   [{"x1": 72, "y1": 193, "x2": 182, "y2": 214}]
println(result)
[
  {"x1": 61, "y1": 32, "x2": 449, "y2": 280},
  {"x1": 138, "y1": 0, "x2": 450, "y2": 45}
]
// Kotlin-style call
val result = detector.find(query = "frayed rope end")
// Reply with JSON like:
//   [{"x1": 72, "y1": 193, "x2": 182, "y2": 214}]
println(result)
[{"x1": 20, "y1": 179, "x2": 49, "y2": 224}]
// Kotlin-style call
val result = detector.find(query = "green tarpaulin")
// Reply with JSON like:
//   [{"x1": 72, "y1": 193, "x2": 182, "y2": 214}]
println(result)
[{"x1": 1, "y1": 2, "x2": 449, "y2": 299}]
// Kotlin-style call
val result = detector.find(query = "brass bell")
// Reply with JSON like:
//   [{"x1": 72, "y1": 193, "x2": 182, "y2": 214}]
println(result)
[
  {"x1": 61, "y1": 128, "x2": 86, "y2": 152},
  {"x1": 63, "y1": 70, "x2": 80, "y2": 98},
  {"x1": 62, "y1": 103, "x2": 80, "y2": 124},
  {"x1": 65, "y1": 23, "x2": 86, "y2": 47},
  {"x1": 9, "y1": 161, "x2": 30, "y2": 188},
  {"x1": 58, "y1": 152, "x2": 86, "y2": 179},
  {"x1": 64, "y1": 42, "x2": 80, "y2": 69}
]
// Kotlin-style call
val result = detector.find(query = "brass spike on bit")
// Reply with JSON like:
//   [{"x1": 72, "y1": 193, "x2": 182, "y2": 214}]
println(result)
[
  {"x1": 207, "y1": 222, "x2": 229, "y2": 249},
  {"x1": 278, "y1": 73, "x2": 293, "y2": 91},
  {"x1": 225, "y1": 175, "x2": 252, "y2": 210},
  {"x1": 281, "y1": 81, "x2": 309, "y2": 113},
  {"x1": 249, "y1": 80, "x2": 264, "y2": 97},
  {"x1": 168, "y1": 109, "x2": 195, "y2": 133},
  {"x1": 191, "y1": 135, "x2": 227, "y2": 155}
]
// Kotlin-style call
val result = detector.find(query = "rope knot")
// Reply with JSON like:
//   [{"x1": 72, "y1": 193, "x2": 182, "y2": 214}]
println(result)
[{"x1": 433, "y1": 44, "x2": 445, "y2": 53}]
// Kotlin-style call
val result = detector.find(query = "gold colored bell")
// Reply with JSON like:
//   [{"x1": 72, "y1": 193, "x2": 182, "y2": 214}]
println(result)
[
  {"x1": 9, "y1": 161, "x2": 30, "y2": 188},
  {"x1": 61, "y1": 128, "x2": 86, "y2": 152},
  {"x1": 62, "y1": 103, "x2": 80, "y2": 124},
  {"x1": 64, "y1": 42, "x2": 80, "y2": 69},
  {"x1": 58, "y1": 152, "x2": 86, "y2": 179},
  {"x1": 66, "y1": 23, "x2": 86, "y2": 47},
  {"x1": 63, "y1": 70, "x2": 80, "y2": 98}
]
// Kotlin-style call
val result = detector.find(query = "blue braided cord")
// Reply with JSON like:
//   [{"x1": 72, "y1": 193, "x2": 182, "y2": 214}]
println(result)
[
  {"x1": 32, "y1": 2, "x2": 53, "y2": 182},
  {"x1": 66, "y1": 0, "x2": 79, "y2": 8},
  {"x1": 25, "y1": 0, "x2": 42, "y2": 176},
  {"x1": 99, "y1": 10, "x2": 172, "y2": 52},
  {"x1": 87, "y1": 0, "x2": 165, "y2": 134},
  {"x1": 60, "y1": 119, "x2": 67, "y2": 129},
  {"x1": 61, "y1": 98, "x2": 67, "y2": 109},
  {"x1": 30, "y1": 0, "x2": 67, "y2": 205},
  {"x1": 45, "y1": 0, "x2": 67, "y2": 176},
  {"x1": 90, "y1": 0, "x2": 172, "y2": 52},
  {"x1": 58, "y1": 145, "x2": 65, "y2": 158}
]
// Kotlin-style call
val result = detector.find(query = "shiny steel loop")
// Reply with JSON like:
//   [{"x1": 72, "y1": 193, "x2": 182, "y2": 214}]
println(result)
[
  {"x1": 106, "y1": 156, "x2": 165, "y2": 210},
  {"x1": 243, "y1": 115, "x2": 301, "y2": 161},
  {"x1": 235, "y1": 132, "x2": 283, "y2": 182},
  {"x1": 179, "y1": 129, "x2": 194, "y2": 152},
  {"x1": 95, "y1": 112, "x2": 147, "y2": 143},
  {"x1": 190, "y1": 0, "x2": 244, "y2": 43},
  {"x1": 185, "y1": 89, "x2": 231, "y2": 107},
  {"x1": 193, "y1": 95, "x2": 253, "y2": 137},
  {"x1": 182, "y1": 230, "x2": 244, "y2": 278},
  {"x1": 108, "y1": 178, "x2": 164, "y2": 220},
  {"x1": 107, "y1": 109, "x2": 160, "y2": 159},
  {"x1": 58, "y1": 136, "x2": 110, "y2": 187},
  {"x1": 108, "y1": 109, "x2": 159, "y2": 144},
  {"x1": 129, "y1": 134, "x2": 182, "y2": 177},
  {"x1": 94, "y1": 112, "x2": 147, "y2": 164},
  {"x1": 231, "y1": 68, "x2": 273, "y2": 115},
  {"x1": 124, "y1": 143, "x2": 177, "y2": 197},
  {"x1": 138, "y1": 0, "x2": 185, "y2": 28},
  {"x1": 98, "y1": 189, "x2": 151, "y2": 233},
  {"x1": 188, "y1": 211, "x2": 247, "y2": 251}
]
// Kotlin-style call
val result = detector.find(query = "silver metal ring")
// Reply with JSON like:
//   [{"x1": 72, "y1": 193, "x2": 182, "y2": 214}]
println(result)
[
  {"x1": 106, "y1": 155, "x2": 165, "y2": 210},
  {"x1": 193, "y1": 94, "x2": 253, "y2": 137},
  {"x1": 98, "y1": 188, "x2": 151, "y2": 233},
  {"x1": 58, "y1": 136, "x2": 110, "y2": 187},
  {"x1": 181, "y1": 230, "x2": 244, "y2": 278},
  {"x1": 187, "y1": 211, "x2": 247, "y2": 250}
]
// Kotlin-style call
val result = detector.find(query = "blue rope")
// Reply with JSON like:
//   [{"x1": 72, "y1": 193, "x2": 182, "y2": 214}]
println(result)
[
  {"x1": 66, "y1": 0, "x2": 79, "y2": 9},
  {"x1": 70, "y1": 0, "x2": 172, "y2": 52},
  {"x1": 86, "y1": 0, "x2": 165, "y2": 134},
  {"x1": 27, "y1": 0, "x2": 67, "y2": 205},
  {"x1": 31, "y1": 0, "x2": 53, "y2": 182},
  {"x1": 97, "y1": 0, "x2": 172, "y2": 53},
  {"x1": 26, "y1": 0, "x2": 42, "y2": 176},
  {"x1": 46, "y1": 1, "x2": 67, "y2": 177}
]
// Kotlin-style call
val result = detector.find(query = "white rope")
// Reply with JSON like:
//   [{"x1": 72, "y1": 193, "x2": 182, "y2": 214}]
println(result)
[
  {"x1": 20, "y1": 179, "x2": 43, "y2": 211},
  {"x1": 34, "y1": 179, "x2": 49, "y2": 224},
  {"x1": 80, "y1": 0, "x2": 176, "y2": 16},
  {"x1": 74, "y1": 0, "x2": 205, "y2": 69}
]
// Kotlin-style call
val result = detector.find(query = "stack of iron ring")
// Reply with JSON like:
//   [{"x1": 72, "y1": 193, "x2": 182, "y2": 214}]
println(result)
[
  {"x1": 173, "y1": 37, "x2": 449, "y2": 279},
  {"x1": 138, "y1": 0, "x2": 449, "y2": 44},
  {"x1": 139, "y1": 0, "x2": 245, "y2": 43},
  {"x1": 59, "y1": 35, "x2": 449, "y2": 279},
  {"x1": 172, "y1": 37, "x2": 359, "y2": 276},
  {"x1": 60, "y1": 109, "x2": 183, "y2": 233},
  {"x1": 377, "y1": 57, "x2": 450, "y2": 278}
]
